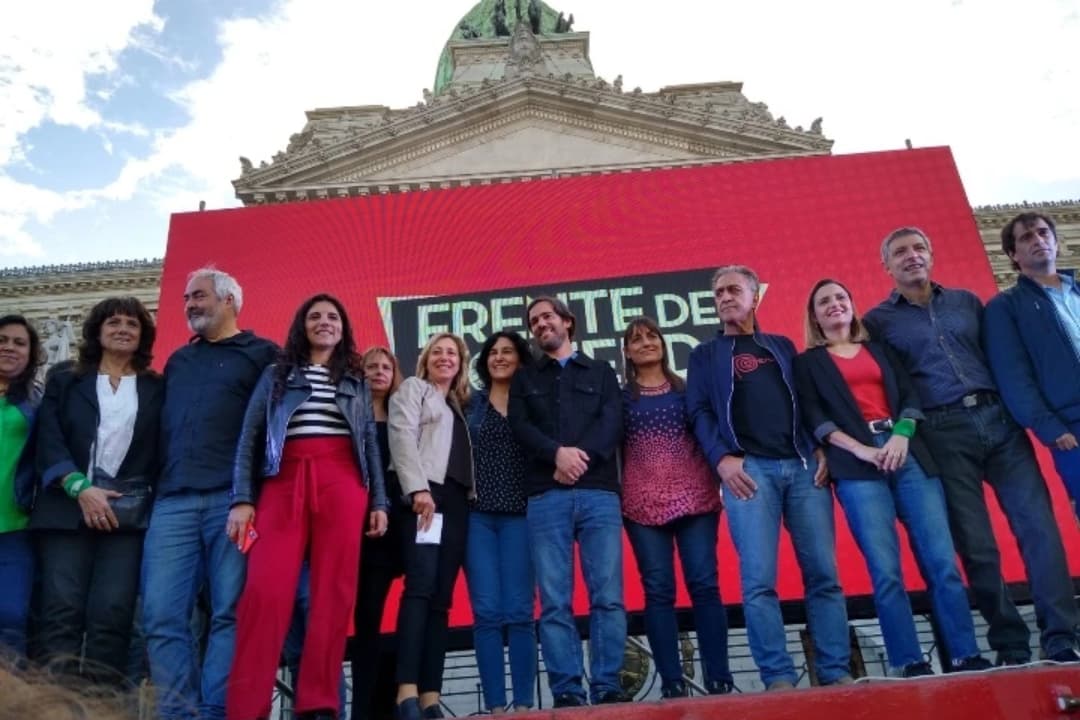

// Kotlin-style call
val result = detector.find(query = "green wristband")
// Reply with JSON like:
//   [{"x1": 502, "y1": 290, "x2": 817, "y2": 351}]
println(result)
[
  {"x1": 892, "y1": 418, "x2": 917, "y2": 439},
  {"x1": 62, "y1": 472, "x2": 90, "y2": 499}
]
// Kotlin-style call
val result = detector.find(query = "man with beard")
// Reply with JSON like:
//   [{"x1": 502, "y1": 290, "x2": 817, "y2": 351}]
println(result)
[
  {"x1": 142, "y1": 268, "x2": 278, "y2": 719},
  {"x1": 985, "y1": 212, "x2": 1080, "y2": 530},
  {"x1": 864, "y1": 227, "x2": 1080, "y2": 666},
  {"x1": 508, "y1": 296, "x2": 626, "y2": 706}
]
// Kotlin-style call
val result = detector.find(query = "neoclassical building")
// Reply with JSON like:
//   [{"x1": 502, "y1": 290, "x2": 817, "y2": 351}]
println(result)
[{"x1": 3, "y1": 0, "x2": 1077, "y2": 369}]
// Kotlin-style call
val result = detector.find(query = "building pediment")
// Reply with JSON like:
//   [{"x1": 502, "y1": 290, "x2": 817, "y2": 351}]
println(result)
[{"x1": 233, "y1": 73, "x2": 832, "y2": 205}]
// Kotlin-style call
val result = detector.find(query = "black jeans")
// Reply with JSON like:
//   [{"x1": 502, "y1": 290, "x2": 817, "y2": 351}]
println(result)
[
  {"x1": 350, "y1": 506, "x2": 407, "y2": 720},
  {"x1": 395, "y1": 480, "x2": 470, "y2": 694},
  {"x1": 924, "y1": 399, "x2": 1080, "y2": 660},
  {"x1": 36, "y1": 529, "x2": 143, "y2": 685}
]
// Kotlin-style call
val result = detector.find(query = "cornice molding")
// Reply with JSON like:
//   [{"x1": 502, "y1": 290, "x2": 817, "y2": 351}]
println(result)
[{"x1": 234, "y1": 74, "x2": 831, "y2": 201}]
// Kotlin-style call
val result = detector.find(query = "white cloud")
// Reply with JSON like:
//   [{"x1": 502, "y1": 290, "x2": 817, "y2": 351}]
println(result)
[{"x1": 0, "y1": 0, "x2": 162, "y2": 164}]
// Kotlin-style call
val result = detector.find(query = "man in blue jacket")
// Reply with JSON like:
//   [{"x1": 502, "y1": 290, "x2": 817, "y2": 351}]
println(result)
[
  {"x1": 142, "y1": 268, "x2": 278, "y2": 720},
  {"x1": 985, "y1": 212, "x2": 1080, "y2": 523},
  {"x1": 686, "y1": 265, "x2": 850, "y2": 690}
]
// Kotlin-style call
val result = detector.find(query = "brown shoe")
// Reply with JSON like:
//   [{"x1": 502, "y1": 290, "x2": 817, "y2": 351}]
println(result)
[{"x1": 766, "y1": 680, "x2": 795, "y2": 691}]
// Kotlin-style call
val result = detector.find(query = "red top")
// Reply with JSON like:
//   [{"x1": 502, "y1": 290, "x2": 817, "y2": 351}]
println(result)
[{"x1": 830, "y1": 346, "x2": 892, "y2": 422}]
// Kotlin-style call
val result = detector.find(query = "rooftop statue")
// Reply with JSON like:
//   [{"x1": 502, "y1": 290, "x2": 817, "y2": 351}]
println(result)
[{"x1": 434, "y1": 0, "x2": 572, "y2": 95}]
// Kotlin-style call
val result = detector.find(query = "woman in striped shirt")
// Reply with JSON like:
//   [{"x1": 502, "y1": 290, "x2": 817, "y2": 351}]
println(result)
[{"x1": 227, "y1": 294, "x2": 389, "y2": 720}]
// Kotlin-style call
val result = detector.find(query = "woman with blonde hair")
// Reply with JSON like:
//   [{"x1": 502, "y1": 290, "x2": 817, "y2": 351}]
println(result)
[{"x1": 390, "y1": 333, "x2": 473, "y2": 720}]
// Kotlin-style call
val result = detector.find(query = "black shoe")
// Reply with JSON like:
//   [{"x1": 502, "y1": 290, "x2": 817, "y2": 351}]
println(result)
[
  {"x1": 994, "y1": 653, "x2": 1030, "y2": 667},
  {"x1": 952, "y1": 656, "x2": 992, "y2": 672},
  {"x1": 660, "y1": 681, "x2": 687, "y2": 699},
  {"x1": 593, "y1": 690, "x2": 629, "y2": 704},
  {"x1": 395, "y1": 698, "x2": 422, "y2": 720},
  {"x1": 421, "y1": 704, "x2": 445, "y2": 719},
  {"x1": 1047, "y1": 648, "x2": 1080, "y2": 663},
  {"x1": 901, "y1": 661, "x2": 934, "y2": 678},
  {"x1": 298, "y1": 713, "x2": 335, "y2": 720},
  {"x1": 552, "y1": 693, "x2": 587, "y2": 708},
  {"x1": 705, "y1": 679, "x2": 735, "y2": 695}
]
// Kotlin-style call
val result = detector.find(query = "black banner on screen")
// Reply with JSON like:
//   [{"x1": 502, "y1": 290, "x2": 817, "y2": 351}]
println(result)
[{"x1": 379, "y1": 268, "x2": 770, "y2": 381}]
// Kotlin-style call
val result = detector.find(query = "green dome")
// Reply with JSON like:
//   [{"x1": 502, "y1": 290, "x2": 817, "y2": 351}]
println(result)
[{"x1": 434, "y1": 1, "x2": 567, "y2": 95}]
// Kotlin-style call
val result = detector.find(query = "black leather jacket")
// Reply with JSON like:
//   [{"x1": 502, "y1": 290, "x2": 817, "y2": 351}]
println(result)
[{"x1": 232, "y1": 364, "x2": 388, "y2": 510}]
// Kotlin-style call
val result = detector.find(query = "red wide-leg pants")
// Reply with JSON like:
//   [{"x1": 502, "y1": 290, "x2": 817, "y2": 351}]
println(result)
[{"x1": 227, "y1": 436, "x2": 367, "y2": 719}]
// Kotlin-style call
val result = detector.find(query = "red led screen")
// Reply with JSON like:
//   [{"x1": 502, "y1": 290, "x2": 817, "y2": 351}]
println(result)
[{"x1": 159, "y1": 147, "x2": 1080, "y2": 628}]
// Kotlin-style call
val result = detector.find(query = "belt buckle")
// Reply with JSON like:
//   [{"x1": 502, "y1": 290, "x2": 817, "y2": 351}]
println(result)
[
  {"x1": 961, "y1": 394, "x2": 978, "y2": 408},
  {"x1": 868, "y1": 418, "x2": 893, "y2": 434}
]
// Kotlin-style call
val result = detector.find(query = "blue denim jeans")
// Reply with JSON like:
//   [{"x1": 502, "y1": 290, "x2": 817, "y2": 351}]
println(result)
[
  {"x1": 0, "y1": 530, "x2": 33, "y2": 657},
  {"x1": 464, "y1": 511, "x2": 537, "y2": 710},
  {"x1": 624, "y1": 512, "x2": 732, "y2": 690},
  {"x1": 834, "y1": 435, "x2": 980, "y2": 671},
  {"x1": 724, "y1": 455, "x2": 850, "y2": 686},
  {"x1": 924, "y1": 400, "x2": 1079, "y2": 660},
  {"x1": 527, "y1": 488, "x2": 626, "y2": 703},
  {"x1": 142, "y1": 489, "x2": 247, "y2": 720},
  {"x1": 1050, "y1": 420, "x2": 1080, "y2": 522}
]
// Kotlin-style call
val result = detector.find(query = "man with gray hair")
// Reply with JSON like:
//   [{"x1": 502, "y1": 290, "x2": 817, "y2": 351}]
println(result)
[
  {"x1": 687, "y1": 265, "x2": 851, "y2": 690},
  {"x1": 864, "y1": 227, "x2": 1080, "y2": 665},
  {"x1": 142, "y1": 268, "x2": 279, "y2": 719}
]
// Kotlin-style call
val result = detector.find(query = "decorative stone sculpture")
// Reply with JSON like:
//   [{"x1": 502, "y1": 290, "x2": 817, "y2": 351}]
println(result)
[{"x1": 42, "y1": 318, "x2": 75, "y2": 368}]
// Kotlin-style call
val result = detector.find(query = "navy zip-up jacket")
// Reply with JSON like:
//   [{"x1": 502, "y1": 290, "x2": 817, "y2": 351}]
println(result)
[
  {"x1": 686, "y1": 331, "x2": 816, "y2": 469},
  {"x1": 983, "y1": 270, "x2": 1080, "y2": 446},
  {"x1": 159, "y1": 331, "x2": 278, "y2": 496}
]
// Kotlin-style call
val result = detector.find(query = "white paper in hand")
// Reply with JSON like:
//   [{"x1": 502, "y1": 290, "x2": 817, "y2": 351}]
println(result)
[{"x1": 416, "y1": 512, "x2": 444, "y2": 545}]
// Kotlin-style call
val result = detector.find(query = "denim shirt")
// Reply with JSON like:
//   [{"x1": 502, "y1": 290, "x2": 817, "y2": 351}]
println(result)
[
  {"x1": 159, "y1": 331, "x2": 278, "y2": 496},
  {"x1": 10, "y1": 387, "x2": 41, "y2": 514},
  {"x1": 508, "y1": 352, "x2": 622, "y2": 496},
  {"x1": 863, "y1": 285, "x2": 996, "y2": 409}
]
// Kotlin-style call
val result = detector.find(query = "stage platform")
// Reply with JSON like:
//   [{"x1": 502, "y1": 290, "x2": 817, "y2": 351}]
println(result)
[{"x1": 520, "y1": 665, "x2": 1079, "y2": 720}]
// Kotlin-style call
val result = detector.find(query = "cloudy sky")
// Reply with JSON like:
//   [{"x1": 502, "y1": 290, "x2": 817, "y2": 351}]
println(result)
[{"x1": 1, "y1": 0, "x2": 1077, "y2": 269}]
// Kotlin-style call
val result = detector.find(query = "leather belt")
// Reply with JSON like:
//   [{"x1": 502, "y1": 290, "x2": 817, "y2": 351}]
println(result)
[
  {"x1": 927, "y1": 391, "x2": 998, "y2": 413},
  {"x1": 868, "y1": 418, "x2": 894, "y2": 434}
]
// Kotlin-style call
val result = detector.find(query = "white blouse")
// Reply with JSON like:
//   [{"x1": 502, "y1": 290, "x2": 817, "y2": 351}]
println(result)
[{"x1": 95, "y1": 375, "x2": 138, "y2": 477}]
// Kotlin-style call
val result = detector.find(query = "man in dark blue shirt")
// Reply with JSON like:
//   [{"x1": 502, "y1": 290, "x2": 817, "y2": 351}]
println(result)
[
  {"x1": 508, "y1": 296, "x2": 625, "y2": 707},
  {"x1": 686, "y1": 265, "x2": 850, "y2": 690},
  {"x1": 865, "y1": 227, "x2": 1080, "y2": 665},
  {"x1": 142, "y1": 268, "x2": 278, "y2": 719}
]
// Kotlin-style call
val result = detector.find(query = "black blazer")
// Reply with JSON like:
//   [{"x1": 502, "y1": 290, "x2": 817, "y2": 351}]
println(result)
[
  {"x1": 32, "y1": 365, "x2": 164, "y2": 531},
  {"x1": 793, "y1": 342, "x2": 938, "y2": 480}
]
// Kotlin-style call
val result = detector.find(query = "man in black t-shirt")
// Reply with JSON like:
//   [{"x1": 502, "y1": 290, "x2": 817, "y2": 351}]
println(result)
[{"x1": 687, "y1": 265, "x2": 850, "y2": 690}]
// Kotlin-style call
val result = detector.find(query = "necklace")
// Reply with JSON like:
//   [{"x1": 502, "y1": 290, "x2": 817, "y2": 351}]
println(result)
[{"x1": 638, "y1": 380, "x2": 671, "y2": 396}]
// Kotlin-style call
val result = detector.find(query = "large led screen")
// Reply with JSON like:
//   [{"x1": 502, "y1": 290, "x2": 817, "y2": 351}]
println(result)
[{"x1": 159, "y1": 147, "x2": 1080, "y2": 628}]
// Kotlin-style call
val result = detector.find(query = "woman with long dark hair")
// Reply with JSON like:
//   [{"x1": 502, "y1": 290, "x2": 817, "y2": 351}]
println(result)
[
  {"x1": 33, "y1": 298, "x2": 162, "y2": 685},
  {"x1": 794, "y1": 279, "x2": 988, "y2": 677},
  {"x1": 620, "y1": 316, "x2": 732, "y2": 697},
  {"x1": 390, "y1": 332, "x2": 473, "y2": 720},
  {"x1": 227, "y1": 294, "x2": 388, "y2": 720},
  {"x1": 350, "y1": 346, "x2": 406, "y2": 720},
  {"x1": 463, "y1": 331, "x2": 536, "y2": 712},
  {"x1": 0, "y1": 315, "x2": 43, "y2": 657}
]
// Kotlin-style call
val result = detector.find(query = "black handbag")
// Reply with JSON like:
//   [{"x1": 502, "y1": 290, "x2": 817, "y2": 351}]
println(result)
[
  {"x1": 91, "y1": 469, "x2": 153, "y2": 530},
  {"x1": 88, "y1": 438, "x2": 154, "y2": 530}
]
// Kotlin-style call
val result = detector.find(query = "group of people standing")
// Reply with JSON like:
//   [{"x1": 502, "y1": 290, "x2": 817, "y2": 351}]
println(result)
[{"x1": 0, "y1": 211, "x2": 1078, "y2": 719}]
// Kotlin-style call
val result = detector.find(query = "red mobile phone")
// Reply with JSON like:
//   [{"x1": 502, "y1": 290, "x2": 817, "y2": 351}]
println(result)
[{"x1": 239, "y1": 518, "x2": 259, "y2": 554}]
